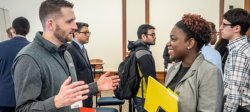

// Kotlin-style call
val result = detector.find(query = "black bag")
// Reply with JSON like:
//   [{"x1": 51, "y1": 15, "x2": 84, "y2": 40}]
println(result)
[{"x1": 114, "y1": 47, "x2": 145, "y2": 99}]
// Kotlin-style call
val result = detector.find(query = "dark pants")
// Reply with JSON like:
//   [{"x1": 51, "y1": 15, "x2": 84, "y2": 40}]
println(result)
[
  {"x1": 82, "y1": 96, "x2": 93, "y2": 108},
  {"x1": 0, "y1": 106, "x2": 15, "y2": 112},
  {"x1": 133, "y1": 97, "x2": 145, "y2": 112}
]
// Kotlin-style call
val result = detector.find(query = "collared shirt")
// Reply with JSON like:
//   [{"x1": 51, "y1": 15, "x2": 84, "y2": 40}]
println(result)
[
  {"x1": 15, "y1": 35, "x2": 25, "y2": 38},
  {"x1": 73, "y1": 39, "x2": 83, "y2": 50},
  {"x1": 72, "y1": 38, "x2": 89, "y2": 64},
  {"x1": 201, "y1": 44, "x2": 222, "y2": 74},
  {"x1": 223, "y1": 36, "x2": 250, "y2": 112}
]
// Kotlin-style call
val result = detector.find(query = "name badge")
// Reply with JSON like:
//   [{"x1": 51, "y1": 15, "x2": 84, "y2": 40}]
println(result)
[{"x1": 70, "y1": 96, "x2": 83, "y2": 109}]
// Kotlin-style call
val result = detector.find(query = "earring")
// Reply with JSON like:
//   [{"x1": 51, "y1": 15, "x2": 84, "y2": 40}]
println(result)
[{"x1": 187, "y1": 47, "x2": 190, "y2": 49}]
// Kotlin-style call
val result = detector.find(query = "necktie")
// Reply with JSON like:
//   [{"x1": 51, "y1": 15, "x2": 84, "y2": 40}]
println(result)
[{"x1": 82, "y1": 47, "x2": 89, "y2": 65}]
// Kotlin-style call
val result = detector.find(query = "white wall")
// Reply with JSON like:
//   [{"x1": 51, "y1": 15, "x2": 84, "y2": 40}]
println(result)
[
  {"x1": 72, "y1": 0, "x2": 122, "y2": 71},
  {"x1": 126, "y1": 0, "x2": 145, "y2": 44},
  {"x1": 224, "y1": 0, "x2": 244, "y2": 12},
  {"x1": 0, "y1": 8, "x2": 11, "y2": 41},
  {"x1": 150, "y1": 0, "x2": 220, "y2": 71},
  {"x1": 0, "y1": 0, "x2": 221, "y2": 71}
]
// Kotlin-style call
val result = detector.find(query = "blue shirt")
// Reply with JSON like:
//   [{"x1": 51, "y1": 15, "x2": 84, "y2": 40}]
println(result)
[
  {"x1": 201, "y1": 44, "x2": 222, "y2": 74},
  {"x1": 73, "y1": 39, "x2": 84, "y2": 50}
]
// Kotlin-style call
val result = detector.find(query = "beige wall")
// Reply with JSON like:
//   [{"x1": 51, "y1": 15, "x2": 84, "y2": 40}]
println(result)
[
  {"x1": 0, "y1": 8, "x2": 11, "y2": 41},
  {"x1": 126, "y1": 0, "x2": 145, "y2": 43},
  {"x1": 224, "y1": 0, "x2": 244, "y2": 12},
  {"x1": 0, "y1": 0, "x2": 221, "y2": 71}
]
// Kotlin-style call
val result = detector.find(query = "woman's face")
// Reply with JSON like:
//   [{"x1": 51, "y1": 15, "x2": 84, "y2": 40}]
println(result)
[{"x1": 167, "y1": 26, "x2": 190, "y2": 61}]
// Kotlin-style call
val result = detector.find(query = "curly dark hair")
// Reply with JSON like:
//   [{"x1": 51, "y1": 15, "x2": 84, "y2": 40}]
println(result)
[{"x1": 176, "y1": 14, "x2": 211, "y2": 51}]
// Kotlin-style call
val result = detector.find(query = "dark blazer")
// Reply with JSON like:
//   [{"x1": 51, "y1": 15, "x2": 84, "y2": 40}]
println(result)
[
  {"x1": 0, "y1": 36, "x2": 30, "y2": 107},
  {"x1": 67, "y1": 41, "x2": 94, "y2": 107}
]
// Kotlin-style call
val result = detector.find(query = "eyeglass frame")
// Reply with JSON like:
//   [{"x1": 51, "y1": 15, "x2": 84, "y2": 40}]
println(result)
[
  {"x1": 210, "y1": 31, "x2": 219, "y2": 35},
  {"x1": 221, "y1": 23, "x2": 233, "y2": 28},
  {"x1": 78, "y1": 31, "x2": 91, "y2": 36},
  {"x1": 146, "y1": 33, "x2": 156, "y2": 37}
]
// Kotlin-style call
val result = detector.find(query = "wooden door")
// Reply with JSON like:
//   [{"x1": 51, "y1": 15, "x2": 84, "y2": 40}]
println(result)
[{"x1": 245, "y1": 0, "x2": 250, "y2": 37}]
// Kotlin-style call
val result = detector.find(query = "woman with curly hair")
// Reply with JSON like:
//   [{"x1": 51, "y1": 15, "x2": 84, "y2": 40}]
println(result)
[{"x1": 164, "y1": 14, "x2": 224, "y2": 112}]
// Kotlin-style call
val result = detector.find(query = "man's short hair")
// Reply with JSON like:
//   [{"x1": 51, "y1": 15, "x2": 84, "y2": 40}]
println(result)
[
  {"x1": 76, "y1": 22, "x2": 89, "y2": 32},
  {"x1": 137, "y1": 24, "x2": 155, "y2": 39},
  {"x1": 12, "y1": 17, "x2": 30, "y2": 36},
  {"x1": 224, "y1": 8, "x2": 250, "y2": 35},
  {"x1": 39, "y1": 0, "x2": 74, "y2": 28}
]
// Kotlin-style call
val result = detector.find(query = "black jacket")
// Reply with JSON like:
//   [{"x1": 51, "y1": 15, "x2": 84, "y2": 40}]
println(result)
[
  {"x1": 67, "y1": 41, "x2": 93, "y2": 107},
  {"x1": 128, "y1": 40, "x2": 157, "y2": 82}
]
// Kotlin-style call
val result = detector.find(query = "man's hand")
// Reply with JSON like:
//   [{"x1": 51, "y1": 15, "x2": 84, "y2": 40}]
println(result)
[
  {"x1": 97, "y1": 72, "x2": 120, "y2": 91},
  {"x1": 54, "y1": 77, "x2": 89, "y2": 109}
]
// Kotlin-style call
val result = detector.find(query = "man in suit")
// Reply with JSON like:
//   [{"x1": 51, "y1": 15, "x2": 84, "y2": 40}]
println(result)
[
  {"x1": 0, "y1": 17, "x2": 30, "y2": 112},
  {"x1": 67, "y1": 22, "x2": 94, "y2": 107}
]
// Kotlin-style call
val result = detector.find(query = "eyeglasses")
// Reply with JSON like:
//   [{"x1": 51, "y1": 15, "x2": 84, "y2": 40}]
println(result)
[
  {"x1": 210, "y1": 32, "x2": 219, "y2": 36},
  {"x1": 78, "y1": 31, "x2": 91, "y2": 36},
  {"x1": 146, "y1": 33, "x2": 156, "y2": 37},
  {"x1": 221, "y1": 23, "x2": 232, "y2": 28}
]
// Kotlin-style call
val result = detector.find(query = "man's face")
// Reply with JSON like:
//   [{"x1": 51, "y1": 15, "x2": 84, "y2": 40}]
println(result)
[
  {"x1": 53, "y1": 7, "x2": 77, "y2": 44},
  {"x1": 142, "y1": 29, "x2": 156, "y2": 45},
  {"x1": 75, "y1": 26, "x2": 90, "y2": 44},
  {"x1": 210, "y1": 29, "x2": 218, "y2": 45},
  {"x1": 219, "y1": 19, "x2": 235, "y2": 41}
]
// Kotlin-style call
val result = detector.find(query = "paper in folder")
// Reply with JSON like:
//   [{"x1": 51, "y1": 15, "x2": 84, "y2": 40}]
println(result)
[{"x1": 144, "y1": 76, "x2": 178, "y2": 112}]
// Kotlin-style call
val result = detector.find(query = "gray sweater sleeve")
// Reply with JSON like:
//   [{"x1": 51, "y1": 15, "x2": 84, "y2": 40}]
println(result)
[
  {"x1": 12, "y1": 55, "x2": 99, "y2": 111},
  {"x1": 88, "y1": 82, "x2": 98, "y2": 95},
  {"x1": 12, "y1": 55, "x2": 57, "y2": 112}
]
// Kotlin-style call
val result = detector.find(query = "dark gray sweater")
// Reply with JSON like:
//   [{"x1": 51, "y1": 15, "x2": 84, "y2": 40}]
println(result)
[{"x1": 12, "y1": 32, "x2": 98, "y2": 112}]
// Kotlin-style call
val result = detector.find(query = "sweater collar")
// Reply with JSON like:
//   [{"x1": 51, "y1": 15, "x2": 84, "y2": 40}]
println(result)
[{"x1": 34, "y1": 31, "x2": 68, "y2": 53}]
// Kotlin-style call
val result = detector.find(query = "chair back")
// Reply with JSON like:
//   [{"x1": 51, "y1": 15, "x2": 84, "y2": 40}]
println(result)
[
  {"x1": 90, "y1": 59, "x2": 103, "y2": 69},
  {"x1": 90, "y1": 59, "x2": 104, "y2": 78}
]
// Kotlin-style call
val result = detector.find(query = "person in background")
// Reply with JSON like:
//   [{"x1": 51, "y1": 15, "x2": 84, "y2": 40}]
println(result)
[
  {"x1": 6, "y1": 27, "x2": 15, "y2": 39},
  {"x1": 67, "y1": 22, "x2": 94, "y2": 107},
  {"x1": 208, "y1": 22, "x2": 218, "y2": 45},
  {"x1": 128, "y1": 24, "x2": 157, "y2": 112},
  {"x1": 163, "y1": 45, "x2": 170, "y2": 70},
  {"x1": 215, "y1": 38, "x2": 229, "y2": 73},
  {"x1": 12, "y1": 0, "x2": 119, "y2": 112},
  {"x1": 221, "y1": 8, "x2": 250, "y2": 112},
  {"x1": 0, "y1": 17, "x2": 30, "y2": 112},
  {"x1": 201, "y1": 21, "x2": 222, "y2": 73},
  {"x1": 164, "y1": 14, "x2": 223, "y2": 112}
]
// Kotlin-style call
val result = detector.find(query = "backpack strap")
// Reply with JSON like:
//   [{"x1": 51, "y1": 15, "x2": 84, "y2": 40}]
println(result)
[
  {"x1": 137, "y1": 65, "x2": 145, "y2": 99},
  {"x1": 134, "y1": 47, "x2": 151, "y2": 99}
]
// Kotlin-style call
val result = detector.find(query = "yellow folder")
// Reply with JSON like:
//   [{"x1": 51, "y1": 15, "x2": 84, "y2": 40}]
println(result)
[{"x1": 144, "y1": 76, "x2": 178, "y2": 112}]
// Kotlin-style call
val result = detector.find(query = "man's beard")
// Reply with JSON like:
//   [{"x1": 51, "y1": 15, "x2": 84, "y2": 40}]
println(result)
[
  {"x1": 145, "y1": 40, "x2": 155, "y2": 45},
  {"x1": 54, "y1": 24, "x2": 67, "y2": 43}
]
